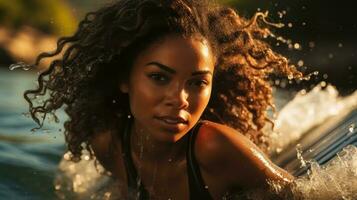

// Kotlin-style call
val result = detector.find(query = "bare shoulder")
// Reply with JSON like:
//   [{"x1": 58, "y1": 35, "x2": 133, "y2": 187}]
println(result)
[
  {"x1": 194, "y1": 120, "x2": 254, "y2": 168},
  {"x1": 194, "y1": 120, "x2": 293, "y2": 188}
]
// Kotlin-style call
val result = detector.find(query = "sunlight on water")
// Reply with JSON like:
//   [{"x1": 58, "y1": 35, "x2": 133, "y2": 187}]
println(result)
[{"x1": 54, "y1": 151, "x2": 123, "y2": 200}]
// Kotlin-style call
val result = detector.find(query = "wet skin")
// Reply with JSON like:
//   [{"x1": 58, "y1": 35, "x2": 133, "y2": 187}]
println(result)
[{"x1": 90, "y1": 34, "x2": 294, "y2": 199}]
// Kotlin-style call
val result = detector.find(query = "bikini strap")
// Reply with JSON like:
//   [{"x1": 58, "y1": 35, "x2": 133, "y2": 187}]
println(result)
[
  {"x1": 121, "y1": 117, "x2": 149, "y2": 199},
  {"x1": 187, "y1": 121, "x2": 213, "y2": 199}
]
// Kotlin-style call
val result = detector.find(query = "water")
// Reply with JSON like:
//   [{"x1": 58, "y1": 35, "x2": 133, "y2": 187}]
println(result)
[
  {"x1": 1, "y1": 68, "x2": 356, "y2": 199},
  {"x1": 0, "y1": 68, "x2": 65, "y2": 199},
  {"x1": 288, "y1": 145, "x2": 357, "y2": 200}
]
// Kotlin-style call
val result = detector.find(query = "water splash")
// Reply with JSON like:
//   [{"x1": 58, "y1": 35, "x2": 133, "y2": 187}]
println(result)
[
  {"x1": 53, "y1": 145, "x2": 357, "y2": 200},
  {"x1": 296, "y1": 144, "x2": 307, "y2": 168},
  {"x1": 287, "y1": 145, "x2": 357, "y2": 200},
  {"x1": 55, "y1": 150, "x2": 124, "y2": 199},
  {"x1": 236, "y1": 146, "x2": 357, "y2": 200},
  {"x1": 269, "y1": 84, "x2": 357, "y2": 152}
]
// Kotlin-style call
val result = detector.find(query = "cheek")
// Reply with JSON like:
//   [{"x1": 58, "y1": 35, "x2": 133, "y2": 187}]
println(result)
[
  {"x1": 190, "y1": 88, "x2": 211, "y2": 114},
  {"x1": 129, "y1": 81, "x2": 161, "y2": 115}
]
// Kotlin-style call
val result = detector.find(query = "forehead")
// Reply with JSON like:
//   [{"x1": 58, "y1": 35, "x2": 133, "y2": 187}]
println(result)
[{"x1": 132, "y1": 34, "x2": 215, "y2": 73}]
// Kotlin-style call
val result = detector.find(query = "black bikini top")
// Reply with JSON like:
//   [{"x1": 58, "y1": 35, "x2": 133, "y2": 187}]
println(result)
[{"x1": 120, "y1": 119, "x2": 213, "y2": 200}]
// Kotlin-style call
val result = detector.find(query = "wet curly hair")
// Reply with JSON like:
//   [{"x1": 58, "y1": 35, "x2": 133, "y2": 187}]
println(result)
[{"x1": 24, "y1": 0, "x2": 301, "y2": 160}]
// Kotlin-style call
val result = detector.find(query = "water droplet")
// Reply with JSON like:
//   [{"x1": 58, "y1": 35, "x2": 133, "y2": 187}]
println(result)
[
  {"x1": 274, "y1": 79, "x2": 280, "y2": 85},
  {"x1": 348, "y1": 124, "x2": 355, "y2": 133},
  {"x1": 313, "y1": 71, "x2": 319, "y2": 76},
  {"x1": 168, "y1": 158, "x2": 172, "y2": 162},
  {"x1": 127, "y1": 115, "x2": 131, "y2": 118},
  {"x1": 55, "y1": 184, "x2": 61, "y2": 190},
  {"x1": 302, "y1": 22, "x2": 306, "y2": 26},
  {"x1": 9, "y1": 62, "x2": 31, "y2": 71},
  {"x1": 338, "y1": 43, "x2": 343, "y2": 48},
  {"x1": 86, "y1": 64, "x2": 92, "y2": 71},
  {"x1": 328, "y1": 53, "x2": 334, "y2": 59},
  {"x1": 300, "y1": 89, "x2": 307, "y2": 95},
  {"x1": 277, "y1": 12, "x2": 283, "y2": 18},
  {"x1": 63, "y1": 152, "x2": 72, "y2": 160},
  {"x1": 323, "y1": 74, "x2": 329, "y2": 79},
  {"x1": 84, "y1": 155, "x2": 90, "y2": 160},
  {"x1": 308, "y1": 41, "x2": 315, "y2": 48},
  {"x1": 104, "y1": 192, "x2": 111, "y2": 198},
  {"x1": 296, "y1": 144, "x2": 307, "y2": 168},
  {"x1": 288, "y1": 23, "x2": 293, "y2": 28},
  {"x1": 297, "y1": 60, "x2": 304, "y2": 67},
  {"x1": 112, "y1": 99, "x2": 116, "y2": 104},
  {"x1": 294, "y1": 43, "x2": 301, "y2": 50},
  {"x1": 204, "y1": 185, "x2": 209, "y2": 189}
]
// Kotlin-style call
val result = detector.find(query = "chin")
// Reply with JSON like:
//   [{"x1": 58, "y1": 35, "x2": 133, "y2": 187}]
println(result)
[{"x1": 155, "y1": 130, "x2": 188, "y2": 143}]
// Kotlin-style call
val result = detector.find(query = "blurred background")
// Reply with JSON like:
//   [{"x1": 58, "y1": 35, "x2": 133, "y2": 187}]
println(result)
[
  {"x1": 1, "y1": 0, "x2": 356, "y2": 93},
  {"x1": 0, "y1": 0, "x2": 356, "y2": 199}
]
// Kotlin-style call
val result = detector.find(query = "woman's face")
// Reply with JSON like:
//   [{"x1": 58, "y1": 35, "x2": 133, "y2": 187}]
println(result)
[{"x1": 120, "y1": 34, "x2": 215, "y2": 143}]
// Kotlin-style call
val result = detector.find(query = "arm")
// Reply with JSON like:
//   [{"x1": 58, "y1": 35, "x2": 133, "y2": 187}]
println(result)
[{"x1": 195, "y1": 120, "x2": 294, "y2": 190}]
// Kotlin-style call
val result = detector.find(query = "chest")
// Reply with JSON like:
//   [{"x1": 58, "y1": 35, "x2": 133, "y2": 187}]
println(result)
[
  {"x1": 111, "y1": 150, "x2": 189, "y2": 199},
  {"x1": 110, "y1": 150, "x2": 232, "y2": 199}
]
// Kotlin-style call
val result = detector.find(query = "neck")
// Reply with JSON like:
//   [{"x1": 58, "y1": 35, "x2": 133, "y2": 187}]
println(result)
[{"x1": 130, "y1": 121, "x2": 188, "y2": 164}]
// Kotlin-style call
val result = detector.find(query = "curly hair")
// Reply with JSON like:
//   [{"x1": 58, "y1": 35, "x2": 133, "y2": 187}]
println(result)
[{"x1": 24, "y1": 0, "x2": 301, "y2": 160}]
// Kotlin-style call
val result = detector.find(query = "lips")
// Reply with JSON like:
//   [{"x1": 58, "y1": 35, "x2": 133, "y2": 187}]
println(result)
[
  {"x1": 156, "y1": 116, "x2": 188, "y2": 124},
  {"x1": 154, "y1": 116, "x2": 188, "y2": 131}
]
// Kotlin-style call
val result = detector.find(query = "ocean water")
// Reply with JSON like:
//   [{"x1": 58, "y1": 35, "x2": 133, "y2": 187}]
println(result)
[
  {"x1": 0, "y1": 68, "x2": 65, "y2": 199},
  {"x1": 1, "y1": 67, "x2": 356, "y2": 199}
]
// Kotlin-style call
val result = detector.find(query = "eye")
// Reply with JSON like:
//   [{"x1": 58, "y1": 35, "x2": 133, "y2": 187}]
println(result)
[
  {"x1": 147, "y1": 73, "x2": 169, "y2": 83},
  {"x1": 189, "y1": 79, "x2": 209, "y2": 88}
]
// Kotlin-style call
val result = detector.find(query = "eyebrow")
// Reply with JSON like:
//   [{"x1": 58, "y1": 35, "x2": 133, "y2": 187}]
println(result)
[{"x1": 145, "y1": 61, "x2": 212, "y2": 76}]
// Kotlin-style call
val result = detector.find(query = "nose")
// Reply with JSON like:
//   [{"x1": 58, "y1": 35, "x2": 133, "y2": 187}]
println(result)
[{"x1": 165, "y1": 83, "x2": 189, "y2": 109}]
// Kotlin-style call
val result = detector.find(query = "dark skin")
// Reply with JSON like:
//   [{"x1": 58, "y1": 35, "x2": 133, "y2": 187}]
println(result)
[{"x1": 90, "y1": 34, "x2": 293, "y2": 199}]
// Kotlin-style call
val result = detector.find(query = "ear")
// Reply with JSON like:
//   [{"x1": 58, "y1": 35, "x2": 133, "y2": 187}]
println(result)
[{"x1": 119, "y1": 82, "x2": 129, "y2": 93}]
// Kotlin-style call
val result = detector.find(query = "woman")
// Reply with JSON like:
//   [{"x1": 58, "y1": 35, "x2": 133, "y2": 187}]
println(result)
[{"x1": 25, "y1": 0, "x2": 301, "y2": 199}]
